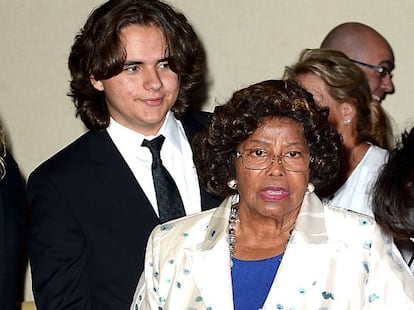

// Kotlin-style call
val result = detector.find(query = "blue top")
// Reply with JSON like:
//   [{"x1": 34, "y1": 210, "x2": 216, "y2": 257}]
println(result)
[{"x1": 232, "y1": 253, "x2": 283, "y2": 310}]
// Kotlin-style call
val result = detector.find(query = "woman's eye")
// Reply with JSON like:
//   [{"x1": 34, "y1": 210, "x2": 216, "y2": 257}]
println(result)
[
  {"x1": 285, "y1": 151, "x2": 301, "y2": 158},
  {"x1": 251, "y1": 149, "x2": 267, "y2": 157}
]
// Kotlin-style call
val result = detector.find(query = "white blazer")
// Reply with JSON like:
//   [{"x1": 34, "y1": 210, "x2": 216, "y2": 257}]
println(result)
[{"x1": 132, "y1": 193, "x2": 414, "y2": 310}]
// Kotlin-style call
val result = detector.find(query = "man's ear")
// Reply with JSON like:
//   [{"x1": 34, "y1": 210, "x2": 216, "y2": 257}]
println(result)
[{"x1": 90, "y1": 74, "x2": 104, "y2": 91}]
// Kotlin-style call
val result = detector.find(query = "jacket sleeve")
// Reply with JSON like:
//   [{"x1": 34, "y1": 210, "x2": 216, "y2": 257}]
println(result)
[{"x1": 28, "y1": 170, "x2": 91, "y2": 310}]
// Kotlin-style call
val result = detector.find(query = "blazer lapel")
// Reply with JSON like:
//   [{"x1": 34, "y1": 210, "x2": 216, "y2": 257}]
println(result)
[
  {"x1": 185, "y1": 239, "x2": 234, "y2": 309},
  {"x1": 262, "y1": 193, "x2": 331, "y2": 308},
  {"x1": 184, "y1": 198, "x2": 234, "y2": 309}
]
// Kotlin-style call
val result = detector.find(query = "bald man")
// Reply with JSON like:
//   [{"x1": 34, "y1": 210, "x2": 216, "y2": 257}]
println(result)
[{"x1": 321, "y1": 22, "x2": 395, "y2": 104}]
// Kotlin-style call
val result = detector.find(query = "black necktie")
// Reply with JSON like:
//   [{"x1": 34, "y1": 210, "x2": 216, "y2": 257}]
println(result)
[{"x1": 142, "y1": 135, "x2": 186, "y2": 223}]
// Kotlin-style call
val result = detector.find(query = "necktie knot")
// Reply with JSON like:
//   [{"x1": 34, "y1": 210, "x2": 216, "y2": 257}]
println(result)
[{"x1": 142, "y1": 135, "x2": 165, "y2": 166}]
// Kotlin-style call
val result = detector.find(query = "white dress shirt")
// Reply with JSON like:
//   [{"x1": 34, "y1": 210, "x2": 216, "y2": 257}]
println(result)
[{"x1": 106, "y1": 112, "x2": 201, "y2": 217}]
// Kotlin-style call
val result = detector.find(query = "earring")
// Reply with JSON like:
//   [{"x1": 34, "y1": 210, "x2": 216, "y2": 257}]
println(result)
[
  {"x1": 227, "y1": 179, "x2": 238, "y2": 190},
  {"x1": 306, "y1": 183, "x2": 315, "y2": 194},
  {"x1": 344, "y1": 119, "x2": 351, "y2": 126}
]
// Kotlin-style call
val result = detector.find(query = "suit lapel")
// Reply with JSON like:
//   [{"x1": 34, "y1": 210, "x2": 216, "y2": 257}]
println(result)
[{"x1": 86, "y1": 131, "x2": 159, "y2": 221}]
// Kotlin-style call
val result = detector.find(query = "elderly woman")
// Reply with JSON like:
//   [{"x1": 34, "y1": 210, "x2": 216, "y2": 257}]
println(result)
[
  {"x1": 373, "y1": 127, "x2": 414, "y2": 273},
  {"x1": 131, "y1": 80, "x2": 414, "y2": 309},
  {"x1": 284, "y1": 49, "x2": 389, "y2": 215}
]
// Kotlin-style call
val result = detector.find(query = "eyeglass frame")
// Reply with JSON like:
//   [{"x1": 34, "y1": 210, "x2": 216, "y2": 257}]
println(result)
[
  {"x1": 349, "y1": 58, "x2": 393, "y2": 78},
  {"x1": 235, "y1": 149, "x2": 313, "y2": 172}
]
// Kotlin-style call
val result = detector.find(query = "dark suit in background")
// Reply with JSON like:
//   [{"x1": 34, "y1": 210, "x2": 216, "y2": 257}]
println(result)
[{"x1": 0, "y1": 153, "x2": 25, "y2": 310}]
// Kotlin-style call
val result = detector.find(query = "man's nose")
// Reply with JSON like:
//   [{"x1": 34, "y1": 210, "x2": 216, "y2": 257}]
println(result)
[
  {"x1": 143, "y1": 68, "x2": 162, "y2": 91},
  {"x1": 381, "y1": 73, "x2": 394, "y2": 93}
]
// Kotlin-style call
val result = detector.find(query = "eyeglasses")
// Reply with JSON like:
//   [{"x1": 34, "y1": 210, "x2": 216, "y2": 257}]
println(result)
[
  {"x1": 235, "y1": 148, "x2": 312, "y2": 172},
  {"x1": 350, "y1": 59, "x2": 392, "y2": 78}
]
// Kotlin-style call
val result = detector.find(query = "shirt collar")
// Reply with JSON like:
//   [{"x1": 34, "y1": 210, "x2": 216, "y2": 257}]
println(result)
[
  {"x1": 107, "y1": 111, "x2": 184, "y2": 153},
  {"x1": 156, "y1": 111, "x2": 183, "y2": 152}
]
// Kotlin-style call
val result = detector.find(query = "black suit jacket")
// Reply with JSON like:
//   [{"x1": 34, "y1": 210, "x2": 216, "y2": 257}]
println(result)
[
  {"x1": 28, "y1": 112, "x2": 221, "y2": 310},
  {"x1": 0, "y1": 153, "x2": 25, "y2": 310}
]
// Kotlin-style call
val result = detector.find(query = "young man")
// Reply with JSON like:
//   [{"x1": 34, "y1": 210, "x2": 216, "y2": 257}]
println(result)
[{"x1": 28, "y1": 1, "x2": 220, "y2": 309}]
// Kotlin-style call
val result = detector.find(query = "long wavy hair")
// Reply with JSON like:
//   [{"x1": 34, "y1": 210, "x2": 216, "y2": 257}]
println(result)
[
  {"x1": 194, "y1": 79, "x2": 343, "y2": 198},
  {"x1": 370, "y1": 101, "x2": 393, "y2": 150},
  {"x1": 68, "y1": 0, "x2": 205, "y2": 131}
]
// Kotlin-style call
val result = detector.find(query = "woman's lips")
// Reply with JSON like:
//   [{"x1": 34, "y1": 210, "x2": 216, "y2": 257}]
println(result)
[{"x1": 260, "y1": 186, "x2": 288, "y2": 201}]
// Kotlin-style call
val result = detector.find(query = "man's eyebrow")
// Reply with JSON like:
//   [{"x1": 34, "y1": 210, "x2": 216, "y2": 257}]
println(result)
[
  {"x1": 379, "y1": 60, "x2": 395, "y2": 69},
  {"x1": 123, "y1": 58, "x2": 169, "y2": 66},
  {"x1": 123, "y1": 60, "x2": 143, "y2": 66}
]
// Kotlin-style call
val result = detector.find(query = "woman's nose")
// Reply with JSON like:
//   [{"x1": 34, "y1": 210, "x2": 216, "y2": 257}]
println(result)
[{"x1": 266, "y1": 155, "x2": 285, "y2": 175}]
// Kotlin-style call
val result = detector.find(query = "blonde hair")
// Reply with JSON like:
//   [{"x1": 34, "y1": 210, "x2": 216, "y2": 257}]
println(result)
[
  {"x1": 284, "y1": 48, "x2": 377, "y2": 146},
  {"x1": 370, "y1": 101, "x2": 393, "y2": 150}
]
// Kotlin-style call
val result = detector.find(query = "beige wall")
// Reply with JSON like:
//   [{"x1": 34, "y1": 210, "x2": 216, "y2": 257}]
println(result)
[{"x1": 1, "y1": 0, "x2": 413, "y2": 301}]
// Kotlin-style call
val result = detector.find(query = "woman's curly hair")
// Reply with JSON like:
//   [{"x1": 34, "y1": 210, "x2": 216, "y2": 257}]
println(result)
[
  {"x1": 68, "y1": 0, "x2": 205, "y2": 131},
  {"x1": 373, "y1": 127, "x2": 414, "y2": 239},
  {"x1": 194, "y1": 79, "x2": 343, "y2": 198}
]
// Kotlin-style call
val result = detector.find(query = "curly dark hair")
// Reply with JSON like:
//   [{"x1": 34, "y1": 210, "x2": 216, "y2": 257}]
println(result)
[
  {"x1": 194, "y1": 79, "x2": 343, "y2": 198},
  {"x1": 373, "y1": 127, "x2": 414, "y2": 239},
  {"x1": 68, "y1": 0, "x2": 205, "y2": 131}
]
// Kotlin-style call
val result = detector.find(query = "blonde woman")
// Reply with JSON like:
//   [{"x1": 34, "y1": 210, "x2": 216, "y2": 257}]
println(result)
[{"x1": 284, "y1": 49, "x2": 388, "y2": 216}]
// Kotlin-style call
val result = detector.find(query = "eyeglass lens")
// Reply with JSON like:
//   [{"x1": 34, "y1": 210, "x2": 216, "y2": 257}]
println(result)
[{"x1": 238, "y1": 149, "x2": 309, "y2": 172}]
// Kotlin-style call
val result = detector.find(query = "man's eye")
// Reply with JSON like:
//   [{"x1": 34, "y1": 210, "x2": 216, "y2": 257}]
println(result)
[
  {"x1": 123, "y1": 65, "x2": 139, "y2": 72},
  {"x1": 158, "y1": 61, "x2": 170, "y2": 69},
  {"x1": 380, "y1": 67, "x2": 392, "y2": 78}
]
